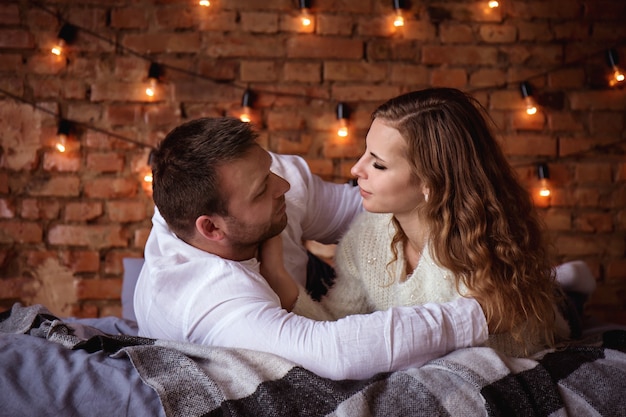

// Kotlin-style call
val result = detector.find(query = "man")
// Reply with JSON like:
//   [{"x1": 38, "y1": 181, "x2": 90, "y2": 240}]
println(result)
[{"x1": 134, "y1": 117, "x2": 488, "y2": 380}]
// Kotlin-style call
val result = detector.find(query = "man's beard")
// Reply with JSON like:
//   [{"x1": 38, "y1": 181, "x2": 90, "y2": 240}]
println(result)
[{"x1": 224, "y1": 213, "x2": 288, "y2": 250}]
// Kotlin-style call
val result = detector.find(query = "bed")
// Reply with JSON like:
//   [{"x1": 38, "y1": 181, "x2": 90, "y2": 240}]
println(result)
[{"x1": 1, "y1": 259, "x2": 626, "y2": 417}]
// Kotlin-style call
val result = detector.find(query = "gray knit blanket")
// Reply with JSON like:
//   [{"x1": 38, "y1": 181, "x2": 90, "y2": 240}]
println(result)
[{"x1": 2, "y1": 303, "x2": 626, "y2": 417}]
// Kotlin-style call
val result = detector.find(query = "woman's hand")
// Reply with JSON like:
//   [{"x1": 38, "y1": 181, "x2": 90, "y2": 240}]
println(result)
[{"x1": 259, "y1": 235, "x2": 299, "y2": 311}]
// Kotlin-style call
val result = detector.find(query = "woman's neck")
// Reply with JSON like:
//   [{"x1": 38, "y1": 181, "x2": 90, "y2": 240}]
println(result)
[{"x1": 395, "y1": 211, "x2": 429, "y2": 276}]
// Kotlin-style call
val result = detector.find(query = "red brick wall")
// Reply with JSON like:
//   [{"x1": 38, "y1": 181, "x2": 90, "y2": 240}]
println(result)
[{"x1": 0, "y1": 0, "x2": 625, "y2": 323}]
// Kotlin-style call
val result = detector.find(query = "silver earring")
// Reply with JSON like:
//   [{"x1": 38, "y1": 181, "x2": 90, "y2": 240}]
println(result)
[{"x1": 424, "y1": 194, "x2": 429, "y2": 202}]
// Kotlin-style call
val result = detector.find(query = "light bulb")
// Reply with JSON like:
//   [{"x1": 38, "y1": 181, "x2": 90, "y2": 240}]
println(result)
[
  {"x1": 610, "y1": 67, "x2": 625, "y2": 87},
  {"x1": 199, "y1": 0, "x2": 210, "y2": 6},
  {"x1": 539, "y1": 179, "x2": 551, "y2": 197},
  {"x1": 393, "y1": 10, "x2": 405, "y2": 27},
  {"x1": 300, "y1": 8, "x2": 312, "y2": 26},
  {"x1": 525, "y1": 97, "x2": 538, "y2": 115},
  {"x1": 488, "y1": 1, "x2": 499, "y2": 8},
  {"x1": 143, "y1": 172, "x2": 153, "y2": 183},
  {"x1": 51, "y1": 39, "x2": 65, "y2": 56},
  {"x1": 240, "y1": 107, "x2": 252, "y2": 123},
  {"x1": 55, "y1": 133, "x2": 67, "y2": 152},
  {"x1": 146, "y1": 77, "x2": 157, "y2": 97},
  {"x1": 337, "y1": 119, "x2": 348, "y2": 137}
]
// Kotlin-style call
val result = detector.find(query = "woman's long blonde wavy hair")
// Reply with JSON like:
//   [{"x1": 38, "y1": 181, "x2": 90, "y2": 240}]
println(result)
[{"x1": 374, "y1": 88, "x2": 560, "y2": 351}]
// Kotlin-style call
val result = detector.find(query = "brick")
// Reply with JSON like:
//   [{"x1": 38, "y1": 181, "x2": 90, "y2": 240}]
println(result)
[
  {"x1": 469, "y1": 69, "x2": 506, "y2": 88},
  {"x1": 110, "y1": 7, "x2": 149, "y2": 29},
  {"x1": 0, "y1": 29, "x2": 34, "y2": 49},
  {"x1": 48, "y1": 224, "x2": 127, "y2": 248},
  {"x1": 84, "y1": 178, "x2": 138, "y2": 199},
  {"x1": 402, "y1": 20, "x2": 437, "y2": 41},
  {"x1": 106, "y1": 200, "x2": 147, "y2": 223},
  {"x1": 548, "y1": 112, "x2": 585, "y2": 132},
  {"x1": 367, "y1": 39, "x2": 420, "y2": 61},
  {"x1": 198, "y1": 59, "x2": 238, "y2": 81},
  {"x1": 316, "y1": 14, "x2": 354, "y2": 36},
  {"x1": 569, "y1": 91, "x2": 626, "y2": 110},
  {"x1": 509, "y1": 1, "x2": 581, "y2": 19},
  {"x1": 324, "y1": 62, "x2": 387, "y2": 82},
  {"x1": 240, "y1": 12, "x2": 279, "y2": 33},
  {"x1": 331, "y1": 85, "x2": 403, "y2": 102},
  {"x1": 0, "y1": 198, "x2": 15, "y2": 218},
  {"x1": 389, "y1": 64, "x2": 430, "y2": 86},
  {"x1": 541, "y1": 208, "x2": 572, "y2": 231},
  {"x1": 133, "y1": 227, "x2": 152, "y2": 249},
  {"x1": 355, "y1": 15, "x2": 394, "y2": 37},
  {"x1": 0, "y1": 53, "x2": 22, "y2": 72},
  {"x1": 28, "y1": 176, "x2": 81, "y2": 197},
  {"x1": 274, "y1": 132, "x2": 311, "y2": 154},
  {"x1": 197, "y1": 11, "x2": 239, "y2": 31},
  {"x1": 574, "y1": 163, "x2": 613, "y2": 184},
  {"x1": 205, "y1": 34, "x2": 285, "y2": 58},
  {"x1": 0, "y1": 4, "x2": 19, "y2": 24},
  {"x1": 605, "y1": 259, "x2": 626, "y2": 281},
  {"x1": 323, "y1": 136, "x2": 364, "y2": 159},
  {"x1": 43, "y1": 151, "x2": 81, "y2": 172},
  {"x1": 306, "y1": 159, "x2": 334, "y2": 180},
  {"x1": 278, "y1": 12, "x2": 316, "y2": 34},
  {"x1": 122, "y1": 33, "x2": 201, "y2": 53},
  {"x1": 65, "y1": 202, "x2": 103, "y2": 222},
  {"x1": 511, "y1": 111, "x2": 547, "y2": 131},
  {"x1": 574, "y1": 212, "x2": 614, "y2": 233},
  {"x1": 428, "y1": 3, "x2": 502, "y2": 22},
  {"x1": 240, "y1": 60, "x2": 279, "y2": 82},
  {"x1": 0, "y1": 220, "x2": 43, "y2": 243},
  {"x1": 61, "y1": 250, "x2": 100, "y2": 273},
  {"x1": 431, "y1": 68, "x2": 467, "y2": 88},
  {"x1": 86, "y1": 152, "x2": 125, "y2": 173},
  {"x1": 266, "y1": 109, "x2": 306, "y2": 131},
  {"x1": 554, "y1": 22, "x2": 591, "y2": 40},
  {"x1": 500, "y1": 134, "x2": 557, "y2": 157},
  {"x1": 479, "y1": 24, "x2": 517, "y2": 43},
  {"x1": 504, "y1": 45, "x2": 563, "y2": 66},
  {"x1": 590, "y1": 111, "x2": 625, "y2": 134},
  {"x1": 439, "y1": 23, "x2": 474, "y2": 43},
  {"x1": 422, "y1": 45, "x2": 498, "y2": 65},
  {"x1": 21, "y1": 199, "x2": 61, "y2": 220},
  {"x1": 287, "y1": 36, "x2": 363, "y2": 60},
  {"x1": 284, "y1": 62, "x2": 321, "y2": 83},
  {"x1": 75, "y1": 278, "x2": 122, "y2": 300},
  {"x1": 517, "y1": 22, "x2": 553, "y2": 42}
]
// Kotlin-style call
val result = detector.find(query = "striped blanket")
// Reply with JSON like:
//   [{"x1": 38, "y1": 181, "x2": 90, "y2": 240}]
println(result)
[{"x1": 2, "y1": 303, "x2": 626, "y2": 417}]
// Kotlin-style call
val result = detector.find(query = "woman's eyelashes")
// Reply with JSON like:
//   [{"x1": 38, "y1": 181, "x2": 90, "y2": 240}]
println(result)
[{"x1": 373, "y1": 162, "x2": 387, "y2": 170}]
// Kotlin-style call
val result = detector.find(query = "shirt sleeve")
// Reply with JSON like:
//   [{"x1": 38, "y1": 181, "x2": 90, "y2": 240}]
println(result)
[{"x1": 193, "y1": 265, "x2": 488, "y2": 380}]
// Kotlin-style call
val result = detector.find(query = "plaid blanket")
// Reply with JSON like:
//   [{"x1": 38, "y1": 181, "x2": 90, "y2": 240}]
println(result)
[{"x1": 2, "y1": 303, "x2": 626, "y2": 417}]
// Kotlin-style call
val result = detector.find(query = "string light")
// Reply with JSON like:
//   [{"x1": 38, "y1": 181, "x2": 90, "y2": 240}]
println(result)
[
  {"x1": 520, "y1": 81, "x2": 538, "y2": 115},
  {"x1": 199, "y1": 0, "x2": 211, "y2": 6},
  {"x1": 145, "y1": 62, "x2": 162, "y2": 98},
  {"x1": 51, "y1": 23, "x2": 77, "y2": 56},
  {"x1": 488, "y1": 1, "x2": 500, "y2": 8},
  {"x1": 55, "y1": 119, "x2": 72, "y2": 153},
  {"x1": 144, "y1": 149, "x2": 155, "y2": 184},
  {"x1": 392, "y1": 0, "x2": 406, "y2": 27},
  {"x1": 336, "y1": 103, "x2": 349, "y2": 138},
  {"x1": 607, "y1": 49, "x2": 625, "y2": 87},
  {"x1": 299, "y1": 0, "x2": 313, "y2": 27},
  {"x1": 537, "y1": 163, "x2": 551, "y2": 197},
  {"x1": 240, "y1": 89, "x2": 254, "y2": 123}
]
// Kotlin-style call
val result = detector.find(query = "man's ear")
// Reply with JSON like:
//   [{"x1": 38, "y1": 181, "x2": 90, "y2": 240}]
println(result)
[{"x1": 195, "y1": 215, "x2": 225, "y2": 242}]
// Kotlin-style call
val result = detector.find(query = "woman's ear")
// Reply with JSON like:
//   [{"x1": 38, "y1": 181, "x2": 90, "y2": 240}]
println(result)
[
  {"x1": 422, "y1": 185, "x2": 430, "y2": 202},
  {"x1": 195, "y1": 215, "x2": 225, "y2": 241}
]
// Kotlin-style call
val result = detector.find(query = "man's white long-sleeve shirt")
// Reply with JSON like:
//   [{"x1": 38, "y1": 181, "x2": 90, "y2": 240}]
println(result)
[{"x1": 134, "y1": 153, "x2": 488, "y2": 380}]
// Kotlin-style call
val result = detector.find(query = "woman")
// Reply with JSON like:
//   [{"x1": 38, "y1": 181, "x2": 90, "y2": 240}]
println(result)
[{"x1": 265, "y1": 88, "x2": 571, "y2": 356}]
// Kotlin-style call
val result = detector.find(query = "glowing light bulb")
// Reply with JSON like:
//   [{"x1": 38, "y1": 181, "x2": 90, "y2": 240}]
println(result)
[
  {"x1": 393, "y1": 10, "x2": 405, "y2": 27},
  {"x1": 55, "y1": 133, "x2": 67, "y2": 152},
  {"x1": 199, "y1": 0, "x2": 210, "y2": 6},
  {"x1": 337, "y1": 119, "x2": 349, "y2": 137},
  {"x1": 240, "y1": 89, "x2": 254, "y2": 123},
  {"x1": 537, "y1": 164, "x2": 551, "y2": 198},
  {"x1": 240, "y1": 107, "x2": 252, "y2": 123},
  {"x1": 55, "y1": 119, "x2": 71, "y2": 153},
  {"x1": 488, "y1": 1, "x2": 499, "y2": 8},
  {"x1": 520, "y1": 81, "x2": 538, "y2": 116},
  {"x1": 525, "y1": 97, "x2": 538, "y2": 115},
  {"x1": 145, "y1": 78, "x2": 157, "y2": 97},
  {"x1": 143, "y1": 172, "x2": 153, "y2": 183},
  {"x1": 606, "y1": 49, "x2": 625, "y2": 87},
  {"x1": 301, "y1": 10, "x2": 312, "y2": 26},
  {"x1": 51, "y1": 39, "x2": 64, "y2": 56}
]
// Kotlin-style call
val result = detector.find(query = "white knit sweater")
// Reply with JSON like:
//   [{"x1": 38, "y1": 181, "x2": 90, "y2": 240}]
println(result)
[{"x1": 320, "y1": 211, "x2": 569, "y2": 357}]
